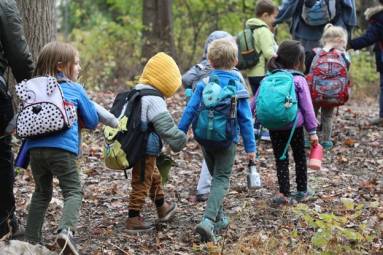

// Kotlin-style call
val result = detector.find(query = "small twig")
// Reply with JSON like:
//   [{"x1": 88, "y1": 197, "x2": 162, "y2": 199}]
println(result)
[{"x1": 108, "y1": 240, "x2": 130, "y2": 255}]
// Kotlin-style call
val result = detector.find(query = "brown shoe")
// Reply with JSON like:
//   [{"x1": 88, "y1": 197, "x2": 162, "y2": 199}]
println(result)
[
  {"x1": 157, "y1": 201, "x2": 177, "y2": 222},
  {"x1": 126, "y1": 217, "x2": 154, "y2": 234}
]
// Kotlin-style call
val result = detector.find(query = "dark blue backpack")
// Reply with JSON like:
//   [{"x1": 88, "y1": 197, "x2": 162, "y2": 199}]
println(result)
[{"x1": 192, "y1": 76, "x2": 238, "y2": 149}]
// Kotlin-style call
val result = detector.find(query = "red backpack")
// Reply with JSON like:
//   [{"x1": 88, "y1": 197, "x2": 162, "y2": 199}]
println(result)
[{"x1": 306, "y1": 48, "x2": 350, "y2": 107}]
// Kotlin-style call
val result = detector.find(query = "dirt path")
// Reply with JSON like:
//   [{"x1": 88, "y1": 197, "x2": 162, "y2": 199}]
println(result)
[{"x1": 12, "y1": 93, "x2": 383, "y2": 254}]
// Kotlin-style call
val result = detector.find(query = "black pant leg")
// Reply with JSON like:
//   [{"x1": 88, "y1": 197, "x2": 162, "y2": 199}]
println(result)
[
  {"x1": 290, "y1": 127, "x2": 308, "y2": 192},
  {"x1": 248, "y1": 76, "x2": 264, "y2": 95},
  {"x1": 0, "y1": 135, "x2": 15, "y2": 236},
  {"x1": 269, "y1": 130, "x2": 291, "y2": 196}
]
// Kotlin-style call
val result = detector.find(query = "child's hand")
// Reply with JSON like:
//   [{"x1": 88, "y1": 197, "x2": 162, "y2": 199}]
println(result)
[
  {"x1": 310, "y1": 134, "x2": 319, "y2": 146},
  {"x1": 247, "y1": 152, "x2": 256, "y2": 162}
]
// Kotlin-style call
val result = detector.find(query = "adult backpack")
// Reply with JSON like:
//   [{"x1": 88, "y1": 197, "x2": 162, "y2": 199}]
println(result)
[
  {"x1": 306, "y1": 48, "x2": 350, "y2": 107},
  {"x1": 103, "y1": 89, "x2": 162, "y2": 171},
  {"x1": 0, "y1": 76, "x2": 14, "y2": 136},
  {"x1": 301, "y1": 0, "x2": 337, "y2": 26},
  {"x1": 192, "y1": 76, "x2": 238, "y2": 149},
  {"x1": 236, "y1": 24, "x2": 265, "y2": 70},
  {"x1": 256, "y1": 70, "x2": 302, "y2": 159},
  {"x1": 15, "y1": 76, "x2": 77, "y2": 138}
]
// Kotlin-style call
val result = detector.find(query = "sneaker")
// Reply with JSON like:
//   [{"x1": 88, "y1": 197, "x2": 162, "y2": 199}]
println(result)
[
  {"x1": 157, "y1": 201, "x2": 177, "y2": 222},
  {"x1": 369, "y1": 117, "x2": 383, "y2": 126},
  {"x1": 56, "y1": 228, "x2": 79, "y2": 255},
  {"x1": 214, "y1": 209, "x2": 229, "y2": 232},
  {"x1": 196, "y1": 193, "x2": 209, "y2": 202},
  {"x1": 321, "y1": 140, "x2": 333, "y2": 150},
  {"x1": 293, "y1": 189, "x2": 315, "y2": 202},
  {"x1": 260, "y1": 130, "x2": 271, "y2": 141},
  {"x1": 271, "y1": 193, "x2": 295, "y2": 207},
  {"x1": 195, "y1": 218, "x2": 216, "y2": 242},
  {"x1": 126, "y1": 216, "x2": 155, "y2": 234}
]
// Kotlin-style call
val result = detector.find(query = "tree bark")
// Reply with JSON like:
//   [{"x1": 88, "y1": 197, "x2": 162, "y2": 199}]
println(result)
[
  {"x1": 15, "y1": 0, "x2": 56, "y2": 62},
  {"x1": 142, "y1": 0, "x2": 176, "y2": 63}
]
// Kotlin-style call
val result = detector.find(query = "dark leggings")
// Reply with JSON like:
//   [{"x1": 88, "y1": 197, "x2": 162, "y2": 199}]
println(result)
[{"x1": 269, "y1": 127, "x2": 307, "y2": 196}]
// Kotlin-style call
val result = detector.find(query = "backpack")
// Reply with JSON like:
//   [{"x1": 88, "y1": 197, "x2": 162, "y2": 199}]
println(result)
[
  {"x1": 15, "y1": 76, "x2": 77, "y2": 138},
  {"x1": 0, "y1": 76, "x2": 14, "y2": 136},
  {"x1": 306, "y1": 48, "x2": 350, "y2": 107},
  {"x1": 103, "y1": 89, "x2": 162, "y2": 171},
  {"x1": 192, "y1": 76, "x2": 238, "y2": 149},
  {"x1": 256, "y1": 70, "x2": 302, "y2": 159},
  {"x1": 301, "y1": 0, "x2": 337, "y2": 26},
  {"x1": 236, "y1": 24, "x2": 265, "y2": 70}
]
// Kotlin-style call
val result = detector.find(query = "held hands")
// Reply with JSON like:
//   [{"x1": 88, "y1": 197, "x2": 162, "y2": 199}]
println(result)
[
  {"x1": 247, "y1": 152, "x2": 256, "y2": 162},
  {"x1": 310, "y1": 134, "x2": 319, "y2": 146}
]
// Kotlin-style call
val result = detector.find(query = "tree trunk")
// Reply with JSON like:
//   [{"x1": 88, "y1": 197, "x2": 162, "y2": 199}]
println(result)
[
  {"x1": 15, "y1": 0, "x2": 56, "y2": 62},
  {"x1": 142, "y1": 0, "x2": 176, "y2": 63}
]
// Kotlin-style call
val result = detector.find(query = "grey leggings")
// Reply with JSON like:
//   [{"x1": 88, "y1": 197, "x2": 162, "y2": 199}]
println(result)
[{"x1": 315, "y1": 107, "x2": 334, "y2": 141}]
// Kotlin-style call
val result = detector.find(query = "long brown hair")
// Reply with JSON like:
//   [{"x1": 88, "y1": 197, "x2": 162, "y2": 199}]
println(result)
[
  {"x1": 34, "y1": 41, "x2": 78, "y2": 79},
  {"x1": 267, "y1": 40, "x2": 305, "y2": 72}
]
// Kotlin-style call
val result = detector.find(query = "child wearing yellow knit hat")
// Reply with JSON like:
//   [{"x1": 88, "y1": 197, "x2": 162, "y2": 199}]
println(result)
[{"x1": 126, "y1": 52, "x2": 187, "y2": 233}]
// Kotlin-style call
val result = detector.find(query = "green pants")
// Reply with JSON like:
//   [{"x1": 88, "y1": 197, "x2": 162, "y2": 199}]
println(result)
[
  {"x1": 25, "y1": 148, "x2": 82, "y2": 242},
  {"x1": 202, "y1": 144, "x2": 236, "y2": 221}
]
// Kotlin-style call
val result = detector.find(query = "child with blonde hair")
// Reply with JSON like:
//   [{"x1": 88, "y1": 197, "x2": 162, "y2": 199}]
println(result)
[
  {"x1": 23, "y1": 41, "x2": 100, "y2": 254},
  {"x1": 306, "y1": 24, "x2": 350, "y2": 150},
  {"x1": 179, "y1": 38, "x2": 256, "y2": 242}
]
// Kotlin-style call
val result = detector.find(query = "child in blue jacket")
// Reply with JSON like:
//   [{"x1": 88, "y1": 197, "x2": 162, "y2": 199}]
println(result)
[
  {"x1": 24, "y1": 41, "x2": 99, "y2": 255},
  {"x1": 179, "y1": 38, "x2": 256, "y2": 242},
  {"x1": 349, "y1": 1, "x2": 383, "y2": 125}
]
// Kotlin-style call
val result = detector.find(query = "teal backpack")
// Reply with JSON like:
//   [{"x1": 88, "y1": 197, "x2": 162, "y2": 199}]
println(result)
[
  {"x1": 192, "y1": 76, "x2": 238, "y2": 149},
  {"x1": 256, "y1": 70, "x2": 303, "y2": 159}
]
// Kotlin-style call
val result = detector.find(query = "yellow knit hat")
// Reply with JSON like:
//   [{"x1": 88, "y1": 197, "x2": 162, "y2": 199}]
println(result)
[{"x1": 139, "y1": 52, "x2": 181, "y2": 98}]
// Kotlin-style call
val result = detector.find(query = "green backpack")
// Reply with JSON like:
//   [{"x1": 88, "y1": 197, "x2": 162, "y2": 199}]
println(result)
[
  {"x1": 236, "y1": 24, "x2": 265, "y2": 70},
  {"x1": 256, "y1": 70, "x2": 303, "y2": 159}
]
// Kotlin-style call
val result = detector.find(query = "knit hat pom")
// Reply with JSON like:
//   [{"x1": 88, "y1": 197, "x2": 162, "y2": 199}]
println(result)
[{"x1": 139, "y1": 52, "x2": 181, "y2": 97}]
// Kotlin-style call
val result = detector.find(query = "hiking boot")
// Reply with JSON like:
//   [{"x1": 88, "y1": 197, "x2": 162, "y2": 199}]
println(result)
[
  {"x1": 56, "y1": 228, "x2": 79, "y2": 255},
  {"x1": 293, "y1": 189, "x2": 315, "y2": 202},
  {"x1": 214, "y1": 209, "x2": 229, "y2": 232},
  {"x1": 196, "y1": 193, "x2": 209, "y2": 202},
  {"x1": 320, "y1": 140, "x2": 333, "y2": 150},
  {"x1": 157, "y1": 201, "x2": 177, "y2": 222},
  {"x1": 271, "y1": 193, "x2": 295, "y2": 207},
  {"x1": 369, "y1": 117, "x2": 383, "y2": 126},
  {"x1": 195, "y1": 218, "x2": 216, "y2": 242},
  {"x1": 126, "y1": 217, "x2": 155, "y2": 234}
]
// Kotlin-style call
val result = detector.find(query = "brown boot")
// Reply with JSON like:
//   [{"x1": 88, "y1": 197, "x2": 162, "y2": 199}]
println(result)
[
  {"x1": 126, "y1": 217, "x2": 154, "y2": 234},
  {"x1": 157, "y1": 201, "x2": 177, "y2": 222}
]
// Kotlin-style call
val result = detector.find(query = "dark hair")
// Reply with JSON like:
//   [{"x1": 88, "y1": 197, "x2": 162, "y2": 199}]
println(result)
[
  {"x1": 255, "y1": 0, "x2": 278, "y2": 17},
  {"x1": 380, "y1": 0, "x2": 383, "y2": 5},
  {"x1": 267, "y1": 40, "x2": 305, "y2": 72}
]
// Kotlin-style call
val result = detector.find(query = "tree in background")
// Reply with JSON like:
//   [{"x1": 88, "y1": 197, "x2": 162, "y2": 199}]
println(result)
[
  {"x1": 142, "y1": 0, "x2": 176, "y2": 62},
  {"x1": 16, "y1": 0, "x2": 56, "y2": 62}
]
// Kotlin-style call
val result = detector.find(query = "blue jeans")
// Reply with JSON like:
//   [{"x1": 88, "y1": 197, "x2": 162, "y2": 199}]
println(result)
[{"x1": 380, "y1": 72, "x2": 383, "y2": 118}]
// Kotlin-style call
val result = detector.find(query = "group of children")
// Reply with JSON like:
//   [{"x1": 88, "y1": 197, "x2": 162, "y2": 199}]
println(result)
[{"x1": 10, "y1": 0, "x2": 381, "y2": 253}]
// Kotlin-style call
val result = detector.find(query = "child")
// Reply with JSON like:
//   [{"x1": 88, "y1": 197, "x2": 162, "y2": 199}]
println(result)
[
  {"x1": 306, "y1": 24, "x2": 350, "y2": 150},
  {"x1": 125, "y1": 52, "x2": 187, "y2": 233},
  {"x1": 182, "y1": 30, "x2": 247, "y2": 202},
  {"x1": 349, "y1": 1, "x2": 383, "y2": 125},
  {"x1": 263, "y1": 40, "x2": 318, "y2": 205},
  {"x1": 179, "y1": 38, "x2": 256, "y2": 242},
  {"x1": 24, "y1": 41, "x2": 99, "y2": 254},
  {"x1": 246, "y1": 0, "x2": 278, "y2": 140}
]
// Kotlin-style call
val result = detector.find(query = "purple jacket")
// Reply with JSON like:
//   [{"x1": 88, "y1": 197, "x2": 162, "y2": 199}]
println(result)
[{"x1": 253, "y1": 75, "x2": 317, "y2": 134}]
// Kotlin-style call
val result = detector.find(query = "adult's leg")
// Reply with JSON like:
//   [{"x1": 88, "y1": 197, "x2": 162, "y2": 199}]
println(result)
[{"x1": 0, "y1": 135, "x2": 15, "y2": 238}]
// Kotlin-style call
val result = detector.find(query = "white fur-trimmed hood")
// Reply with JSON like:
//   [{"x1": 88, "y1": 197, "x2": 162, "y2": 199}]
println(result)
[{"x1": 365, "y1": 5, "x2": 383, "y2": 20}]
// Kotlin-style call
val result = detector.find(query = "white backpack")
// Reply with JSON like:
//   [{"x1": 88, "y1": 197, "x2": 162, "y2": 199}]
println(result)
[{"x1": 15, "y1": 76, "x2": 77, "y2": 138}]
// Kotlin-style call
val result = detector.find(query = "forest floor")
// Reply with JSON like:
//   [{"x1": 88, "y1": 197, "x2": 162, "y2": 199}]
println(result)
[{"x1": 5, "y1": 92, "x2": 383, "y2": 254}]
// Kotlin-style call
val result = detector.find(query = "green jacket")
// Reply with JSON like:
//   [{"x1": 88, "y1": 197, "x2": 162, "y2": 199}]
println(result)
[
  {"x1": 246, "y1": 18, "x2": 278, "y2": 77},
  {"x1": 0, "y1": 0, "x2": 34, "y2": 82}
]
